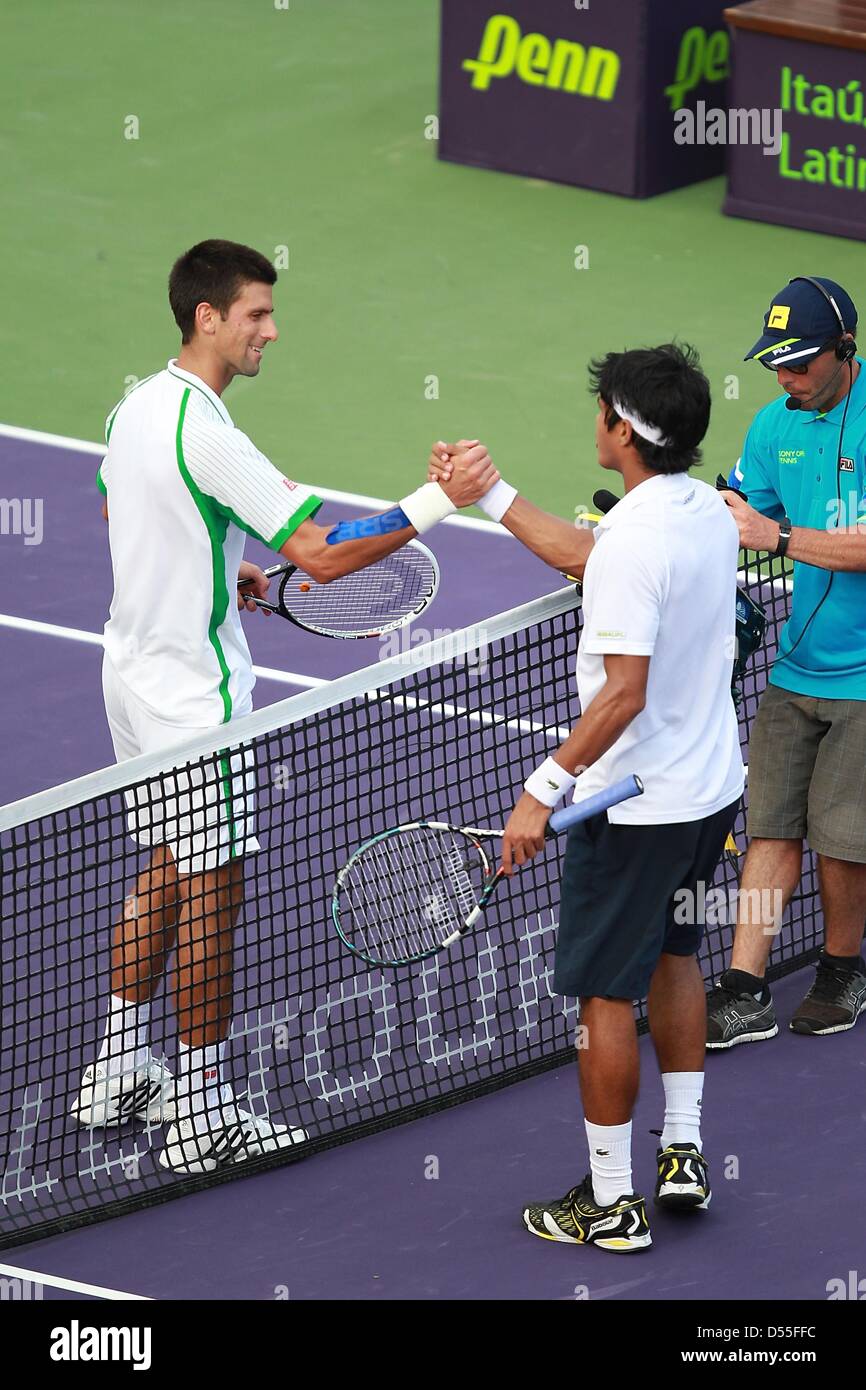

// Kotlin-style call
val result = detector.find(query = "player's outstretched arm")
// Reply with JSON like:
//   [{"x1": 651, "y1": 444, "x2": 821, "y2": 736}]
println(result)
[
  {"x1": 498, "y1": 495, "x2": 594, "y2": 577},
  {"x1": 279, "y1": 444, "x2": 500, "y2": 582},
  {"x1": 428, "y1": 441, "x2": 594, "y2": 578}
]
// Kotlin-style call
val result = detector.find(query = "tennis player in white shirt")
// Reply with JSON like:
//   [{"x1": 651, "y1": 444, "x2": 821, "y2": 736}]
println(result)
[
  {"x1": 430, "y1": 344, "x2": 744, "y2": 1252},
  {"x1": 75, "y1": 239, "x2": 497, "y2": 1173}
]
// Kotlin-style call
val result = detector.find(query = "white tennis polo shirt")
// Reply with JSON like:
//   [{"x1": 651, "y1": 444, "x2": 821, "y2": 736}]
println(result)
[
  {"x1": 572, "y1": 472, "x2": 745, "y2": 824},
  {"x1": 97, "y1": 360, "x2": 322, "y2": 725}
]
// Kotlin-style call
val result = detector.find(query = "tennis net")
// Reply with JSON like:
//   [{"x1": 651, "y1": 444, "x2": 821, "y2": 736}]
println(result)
[{"x1": 0, "y1": 554, "x2": 820, "y2": 1249}]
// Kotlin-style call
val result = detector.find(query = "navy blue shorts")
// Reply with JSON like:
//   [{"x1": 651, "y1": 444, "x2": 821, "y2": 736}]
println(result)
[{"x1": 553, "y1": 800, "x2": 740, "y2": 1001}]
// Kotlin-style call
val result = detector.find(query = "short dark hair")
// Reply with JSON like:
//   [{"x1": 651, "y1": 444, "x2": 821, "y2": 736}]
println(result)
[
  {"x1": 587, "y1": 343, "x2": 711, "y2": 474},
  {"x1": 168, "y1": 240, "x2": 277, "y2": 343}
]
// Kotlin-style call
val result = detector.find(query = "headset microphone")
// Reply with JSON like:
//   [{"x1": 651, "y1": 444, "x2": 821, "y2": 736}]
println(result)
[{"x1": 782, "y1": 351, "x2": 848, "y2": 414}]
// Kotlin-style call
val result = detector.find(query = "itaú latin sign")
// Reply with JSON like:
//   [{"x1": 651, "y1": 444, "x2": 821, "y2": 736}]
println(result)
[{"x1": 462, "y1": 12, "x2": 620, "y2": 101}]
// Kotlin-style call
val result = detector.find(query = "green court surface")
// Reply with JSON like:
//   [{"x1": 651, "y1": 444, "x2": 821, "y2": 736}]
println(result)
[{"x1": 2, "y1": 0, "x2": 863, "y2": 514}]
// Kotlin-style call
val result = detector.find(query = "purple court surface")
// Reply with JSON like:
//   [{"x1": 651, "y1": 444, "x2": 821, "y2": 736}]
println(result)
[{"x1": 1, "y1": 429, "x2": 864, "y2": 1302}]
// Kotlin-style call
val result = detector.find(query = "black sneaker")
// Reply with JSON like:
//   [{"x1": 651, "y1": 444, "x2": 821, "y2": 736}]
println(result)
[
  {"x1": 790, "y1": 955, "x2": 866, "y2": 1036},
  {"x1": 655, "y1": 1142, "x2": 711, "y2": 1211},
  {"x1": 523, "y1": 1175, "x2": 652, "y2": 1253},
  {"x1": 706, "y1": 970, "x2": 778, "y2": 1050}
]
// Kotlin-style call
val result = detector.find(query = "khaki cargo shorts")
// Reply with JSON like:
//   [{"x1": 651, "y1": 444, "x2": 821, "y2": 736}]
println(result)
[{"x1": 746, "y1": 683, "x2": 866, "y2": 862}]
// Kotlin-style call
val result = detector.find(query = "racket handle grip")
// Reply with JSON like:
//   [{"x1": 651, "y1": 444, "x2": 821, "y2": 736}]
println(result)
[
  {"x1": 548, "y1": 774, "x2": 644, "y2": 834},
  {"x1": 238, "y1": 563, "x2": 290, "y2": 586},
  {"x1": 442, "y1": 899, "x2": 484, "y2": 949}
]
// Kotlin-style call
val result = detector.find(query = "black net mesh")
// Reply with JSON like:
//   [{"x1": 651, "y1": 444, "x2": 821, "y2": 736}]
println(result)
[{"x1": 0, "y1": 557, "x2": 820, "y2": 1249}]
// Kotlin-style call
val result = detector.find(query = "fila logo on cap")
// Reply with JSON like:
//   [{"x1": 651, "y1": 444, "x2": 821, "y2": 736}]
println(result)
[{"x1": 768, "y1": 305, "x2": 791, "y2": 329}]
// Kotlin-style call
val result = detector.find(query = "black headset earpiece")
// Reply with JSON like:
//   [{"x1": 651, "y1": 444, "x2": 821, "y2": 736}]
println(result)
[{"x1": 787, "y1": 275, "x2": 857, "y2": 361}]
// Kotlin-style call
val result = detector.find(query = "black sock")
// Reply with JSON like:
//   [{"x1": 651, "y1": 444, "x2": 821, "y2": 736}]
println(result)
[
  {"x1": 724, "y1": 967, "x2": 770, "y2": 1003},
  {"x1": 821, "y1": 950, "x2": 865, "y2": 972}
]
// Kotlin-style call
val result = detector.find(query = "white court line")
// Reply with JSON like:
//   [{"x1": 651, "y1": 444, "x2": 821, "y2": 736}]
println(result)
[
  {"x1": 0, "y1": 421, "x2": 507, "y2": 536},
  {"x1": 0, "y1": 1260, "x2": 152, "y2": 1301},
  {"x1": 0, "y1": 612, "x2": 325, "y2": 689}
]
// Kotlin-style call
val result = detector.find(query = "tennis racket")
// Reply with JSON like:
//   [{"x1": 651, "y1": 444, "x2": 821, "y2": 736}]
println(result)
[
  {"x1": 332, "y1": 773, "x2": 644, "y2": 967},
  {"x1": 238, "y1": 539, "x2": 439, "y2": 639}
]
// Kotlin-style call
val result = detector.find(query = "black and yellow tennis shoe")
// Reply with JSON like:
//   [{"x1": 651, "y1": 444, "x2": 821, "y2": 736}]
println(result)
[
  {"x1": 655, "y1": 1142, "x2": 711, "y2": 1211},
  {"x1": 523, "y1": 1175, "x2": 652, "y2": 1252}
]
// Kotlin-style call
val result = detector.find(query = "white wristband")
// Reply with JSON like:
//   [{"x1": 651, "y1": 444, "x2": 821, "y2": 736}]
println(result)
[
  {"x1": 523, "y1": 756, "x2": 577, "y2": 808},
  {"x1": 399, "y1": 482, "x2": 457, "y2": 535},
  {"x1": 476, "y1": 479, "x2": 518, "y2": 523}
]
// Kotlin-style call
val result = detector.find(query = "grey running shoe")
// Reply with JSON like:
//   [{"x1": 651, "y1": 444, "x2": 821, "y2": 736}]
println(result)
[
  {"x1": 706, "y1": 971, "x2": 778, "y2": 1049},
  {"x1": 790, "y1": 956, "x2": 866, "y2": 1036}
]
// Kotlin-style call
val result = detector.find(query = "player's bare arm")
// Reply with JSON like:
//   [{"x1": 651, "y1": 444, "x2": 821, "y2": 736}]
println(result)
[{"x1": 427, "y1": 441, "x2": 594, "y2": 576}]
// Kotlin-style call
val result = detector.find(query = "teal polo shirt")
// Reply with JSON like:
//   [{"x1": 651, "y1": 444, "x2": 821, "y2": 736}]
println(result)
[{"x1": 735, "y1": 358, "x2": 866, "y2": 699}]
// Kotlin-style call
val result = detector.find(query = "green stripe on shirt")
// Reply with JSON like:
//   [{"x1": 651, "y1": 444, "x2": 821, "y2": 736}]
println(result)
[{"x1": 175, "y1": 387, "x2": 234, "y2": 724}]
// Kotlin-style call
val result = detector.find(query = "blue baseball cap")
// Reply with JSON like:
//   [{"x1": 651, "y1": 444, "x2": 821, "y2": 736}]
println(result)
[{"x1": 745, "y1": 276, "x2": 858, "y2": 370}]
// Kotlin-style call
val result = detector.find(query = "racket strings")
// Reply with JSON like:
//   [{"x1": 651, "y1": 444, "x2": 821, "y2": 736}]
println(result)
[
  {"x1": 341, "y1": 828, "x2": 481, "y2": 961},
  {"x1": 282, "y1": 549, "x2": 435, "y2": 630}
]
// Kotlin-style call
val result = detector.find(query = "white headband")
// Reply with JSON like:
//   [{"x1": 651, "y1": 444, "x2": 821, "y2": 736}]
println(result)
[{"x1": 612, "y1": 398, "x2": 672, "y2": 448}]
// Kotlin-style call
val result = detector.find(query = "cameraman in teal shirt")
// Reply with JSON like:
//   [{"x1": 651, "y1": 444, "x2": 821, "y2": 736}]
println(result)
[{"x1": 708, "y1": 276, "x2": 866, "y2": 1046}]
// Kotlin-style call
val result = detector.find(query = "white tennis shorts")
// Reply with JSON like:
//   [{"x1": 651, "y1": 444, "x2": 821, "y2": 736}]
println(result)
[{"x1": 102, "y1": 652, "x2": 260, "y2": 875}]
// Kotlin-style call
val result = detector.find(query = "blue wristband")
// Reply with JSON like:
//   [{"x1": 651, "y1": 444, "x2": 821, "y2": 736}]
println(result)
[{"x1": 326, "y1": 507, "x2": 410, "y2": 544}]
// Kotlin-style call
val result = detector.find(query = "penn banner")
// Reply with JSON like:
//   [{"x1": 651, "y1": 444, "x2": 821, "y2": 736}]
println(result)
[
  {"x1": 439, "y1": 0, "x2": 735, "y2": 198},
  {"x1": 724, "y1": 24, "x2": 866, "y2": 242}
]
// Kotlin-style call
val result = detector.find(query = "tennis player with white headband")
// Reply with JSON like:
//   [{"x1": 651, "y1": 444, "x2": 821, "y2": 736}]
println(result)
[
  {"x1": 429, "y1": 344, "x2": 744, "y2": 1253},
  {"x1": 611, "y1": 399, "x2": 672, "y2": 447}
]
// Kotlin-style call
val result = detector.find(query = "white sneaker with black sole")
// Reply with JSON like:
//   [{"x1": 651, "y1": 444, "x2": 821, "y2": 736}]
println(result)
[
  {"x1": 159, "y1": 1101, "x2": 308, "y2": 1175},
  {"x1": 71, "y1": 1055, "x2": 177, "y2": 1128}
]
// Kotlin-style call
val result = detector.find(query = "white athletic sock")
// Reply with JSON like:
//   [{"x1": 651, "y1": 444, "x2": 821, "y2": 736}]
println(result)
[
  {"x1": 660, "y1": 1071, "x2": 704, "y2": 1148},
  {"x1": 96, "y1": 994, "x2": 151, "y2": 1078},
  {"x1": 176, "y1": 1040, "x2": 226, "y2": 1127},
  {"x1": 585, "y1": 1119, "x2": 633, "y2": 1206}
]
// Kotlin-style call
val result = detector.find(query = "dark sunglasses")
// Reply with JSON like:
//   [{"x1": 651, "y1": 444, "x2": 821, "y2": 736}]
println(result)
[{"x1": 760, "y1": 340, "x2": 835, "y2": 374}]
